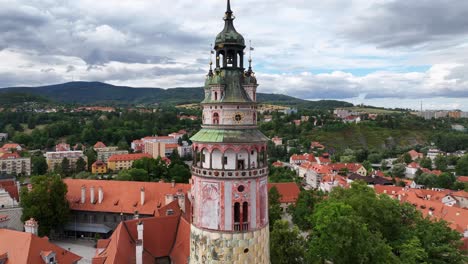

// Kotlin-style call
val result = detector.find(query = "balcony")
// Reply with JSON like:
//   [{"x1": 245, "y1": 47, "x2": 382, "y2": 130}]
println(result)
[
  {"x1": 191, "y1": 166, "x2": 268, "y2": 179},
  {"x1": 233, "y1": 222, "x2": 249, "y2": 231}
]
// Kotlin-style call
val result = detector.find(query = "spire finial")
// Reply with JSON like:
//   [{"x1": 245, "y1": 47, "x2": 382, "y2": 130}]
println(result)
[
  {"x1": 208, "y1": 44, "x2": 214, "y2": 77},
  {"x1": 227, "y1": 0, "x2": 232, "y2": 14}
]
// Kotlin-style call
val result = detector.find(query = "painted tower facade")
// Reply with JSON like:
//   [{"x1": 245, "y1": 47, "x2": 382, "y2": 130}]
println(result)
[{"x1": 189, "y1": 1, "x2": 270, "y2": 263}]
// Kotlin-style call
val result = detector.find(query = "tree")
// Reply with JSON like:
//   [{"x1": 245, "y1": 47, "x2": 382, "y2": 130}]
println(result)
[
  {"x1": 398, "y1": 237, "x2": 428, "y2": 264},
  {"x1": 75, "y1": 157, "x2": 86, "y2": 173},
  {"x1": 290, "y1": 189, "x2": 323, "y2": 230},
  {"x1": 270, "y1": 220, "x2": 306, "y2": 264},
  {"x1": 31, "y1": 154, "x2": 48, "y2": 175},
  {"x1": 403, "y1": 152, "x2": 412, "y2": 164},
  {"x1": 20, "y1": 175, "x2": 70, "y2": 236},
  {"x1": 456, "y1": 154, "x2": 468, "y2": 176},
  {"x1": 391, "y1": 163, "x2": 406, "y2": 178},
  {"x1": 434, "y1": 155, "x2": 448, "y2": 171},
  {"x1": 85, "y1": 148, "x2": 97, "y2": 171},
  {"x1": 415, "y1": 173, "x2": 437, "y2": 188},
  {"x1": 420, "y1": 157, "x2": 432, "y2": 169},
  {"x1": 168, "y1": 164, "x2": 191, "y2": 183},
  {"x1": 61, "y1": 157, "x2": 71, "y2": 176},
  {"x1": 368, "y1": 153, "x2": 382, "y2": 164},
  {"x1": 268, "y1": 186, "x2": 282, "y2": 230},
  {"x1": 436, "y1": 173, "x2": 456, "y2": 189}
]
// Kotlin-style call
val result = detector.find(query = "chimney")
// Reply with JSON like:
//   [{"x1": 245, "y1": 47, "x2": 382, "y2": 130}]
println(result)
[
  {"x1": 98, "y1": 186, "x2": 104, "y2": 204},
  {"x1": 81, "y1": 185, "x2": 86, "y2": 204},
  {"x1": 140, "y1": 187, "x2": 145, "y2": 206},
  {"x1": 24, "y1": 218, "x2": 39, "y2": 236},
  {"x1": 136, "y1": 221, "x2": 144, "y2": 264},
  {"x1": 171, "y1": 180, "x2": 175, "y2": 188},
  {"x1": 90, "y1": 186, "x2": 95, "y2": 204}
]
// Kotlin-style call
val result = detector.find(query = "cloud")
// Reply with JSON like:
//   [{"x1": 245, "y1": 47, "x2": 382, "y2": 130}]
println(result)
[{"x1": 0, "y1": 0, "x2": 467, "y2": 110}]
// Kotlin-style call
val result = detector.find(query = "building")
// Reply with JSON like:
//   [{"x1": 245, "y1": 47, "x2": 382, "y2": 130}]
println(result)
[
  {"x1": 0, "y1": 143, "x2": 22, "y2": 152},
  {"x1": 188, "y1": 2, "x2": 270, "y2": 262},
  {"x1": 451, "y1": 191, "x2": 468, "y2": 208},
  {"x1": 329, "y1": 163, "x2": 367, "y2": 176},
  {"x1": 0, "y1": 133, "x2": 7, "y2": 142},
  {"x1": 62, "y1": 179, "x2": 190, "y2": 238},
  {"x1": 92, "y1": 160, "x2": 108, "y2": 174},
  {"x1": 144, "y1": 141, "x2": 166, "y2": 159},
  {"x1": 45, "y1": 151, "x2": 87, "y2": 172},
  {"x1": 271, "y1": 136, "x2": 283, "y2": 146},
  {"x1": 0, "y1": 153, "x2": 31, "y2": 176},
  {"x1": 95, "y1": 146, "x2": 128, "y2": 163},
  {"x1": 268, "y1": 183, "x2": 300, "y2": 212},
  {"x1": 289, "y1": 153, "x2": 315, "y2": 166},
  {"x1": 178, "y1": 141, "x2": 193, "y2": 158},
  {"x1": 405, "y1": 162, "x2": 420, "y2": 178},
  {"x1": 55, "y1": 143, "x2": 71, "y2": 152},
  {"x1": 311, "y1": 141, "x2": 325, "y2": 150},
  {"x1": 408, "y1": 150, "x2": 423, "y2": 160},
  {"x1": 0, "y1": 226, "x2": 82, "y2": 264},
  {"x1": 107, "y1": 153, "x2": 152, "y2": 171},
  {"x1": 304, "y1": 164, "x2": 332, "y2": 189},
  {"x1": 0, "y1": 178, "x2": 22, "y2": 231},
  {"x1": 94, "y1": 141, "x2": 107, "y2": 149},
  {"x1": 427, "y1": 148, "x2": 444, "y2": 160}
]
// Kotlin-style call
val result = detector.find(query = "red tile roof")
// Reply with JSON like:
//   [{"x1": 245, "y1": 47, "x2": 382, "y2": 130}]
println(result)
[
  {"x1": 457, "y1": 176, "x2": 468, "y2": 183},
  {"x1": 64, "y1": 179, "x2": 190, "y2": 215},
  {"x1": 407, "y1": 162, "x2": 420, "y2": 169},
  {"x1": 0, "y1": 153, "x2": 21, "y2": 159},
  {"x1": 1, "y1": 143, "x2": 20, "y2": 150},
  {"x1": 408, "y1": 150, "x2": 423, "y2": 159},
  {"x1": 452, "y1": 190, "x2": 468, "y2": 199},
  {"x1": 94, "y1": 142, "x2": 107, "y2": 149},
  {"x1": 268, "y1": 183, "x2": 301, "y2": 203},
  {"x1": 165, "y1": 143, "x2": 179, "y2": 149},
  {"x1": 0, "y1": 229, "x2": 82, "y2": 264},
  {"x1": 107, "y1": 153, "x2": 151, "y2": 162},
  {"x1": 0, "y1": 180, "x2": 19, "y2": 201},
  {"x1": 272, "y1": 161, "x2": 283, "y2": 167}
]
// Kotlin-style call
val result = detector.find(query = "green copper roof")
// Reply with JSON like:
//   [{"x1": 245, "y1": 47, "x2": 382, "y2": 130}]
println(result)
[
  {"x1": 202, "y1": 69, "x2": 252, "y2": 103},
  {"x1": 215, "y1": 0, "x2": 245, "y2": 47},
  {"x1": 190, "y1": 128, "x2": 269, "y2": 143}
]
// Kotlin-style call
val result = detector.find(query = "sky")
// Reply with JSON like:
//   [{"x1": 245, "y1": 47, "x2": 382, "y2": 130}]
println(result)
[{"x1": 1, "y1": 0, "x2": 468, "y2": 110}]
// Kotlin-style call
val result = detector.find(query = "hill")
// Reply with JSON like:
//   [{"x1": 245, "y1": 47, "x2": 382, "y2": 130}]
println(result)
[
  {"x1": 0, "y1": 82, "x2": 352, "y2": 109},
  {"x1": 0, "y1": 92, "x2": 51, "y2": 106}
]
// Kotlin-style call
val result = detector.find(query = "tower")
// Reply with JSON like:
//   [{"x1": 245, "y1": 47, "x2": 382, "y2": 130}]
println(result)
[{"x1": 189, "y1": 1, "x2": 269, "y2": 263}]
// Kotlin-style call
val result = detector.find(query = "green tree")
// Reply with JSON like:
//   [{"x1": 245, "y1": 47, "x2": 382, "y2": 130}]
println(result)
[
  {"x1": 420, "y1": 158, "x2": 432, "y2": 169},
  {"x1": 290, "y1": 189, "x2": 323, "y2": 230},
  {"x1": 75, "y1": 157, "x2": 86, "y2": 173},
  {"x1": 398, "y1": 237, "x2": 428, "y2": 264},
  {"x1": 84, "y1": 148, "x2": 97, "y2": 171},
  {"x1": 391, "y1": 163, "x2": 406, "y2": 178},
  {"x1": 456, "y1": 154, "x2": 468, "y2": 176},
  {"x1": 61, "y1": 157, "x2": 71, "y2": 176},
  {"x1": 403, "y1": 152, "x2": 412, "y2": 164},
  {"x1": 270, "y1": 220, "x2": 306, "y2": 264},
  {"x1": 436, "y1": 173, "x2": 456, "y2": 189},
  {"x1": 31, "y1": 154, "x2": 48, "y2": 175},
  {"x1": 168, "y1": 164, "x2": 191, "y2": 183},
  {"x1": 268, "y1": 186, "x2": 282, "y2": 230},
  {"x1": 368, "y1": 153, "x2": 382, "y2": 164},
  {"x1": 434, "y1": 155, "x2": 448, "y2": 171},
  {"x1": 20, "y1": 175, "x2": 70, "y2": 236}
]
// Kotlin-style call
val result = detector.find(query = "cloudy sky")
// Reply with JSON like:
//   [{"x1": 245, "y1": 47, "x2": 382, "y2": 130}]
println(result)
[{"x1": 1, "y1": 0, "x2": 468, "y2": 110}]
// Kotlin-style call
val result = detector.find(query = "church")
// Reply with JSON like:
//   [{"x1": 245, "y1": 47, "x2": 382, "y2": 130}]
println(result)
[{"x1": 93, "y1": 1, "x2": 270, "y2": 263}]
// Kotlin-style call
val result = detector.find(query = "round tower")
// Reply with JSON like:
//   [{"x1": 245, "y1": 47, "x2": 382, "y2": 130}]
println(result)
[{"x1": 189, "y1": 1, "x2": 269, "y2": 263}]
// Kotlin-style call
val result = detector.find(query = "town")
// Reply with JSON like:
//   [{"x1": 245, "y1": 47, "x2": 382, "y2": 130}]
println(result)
[{"x1": 1, "y1": 0, "x2": 468, "y2": 264}]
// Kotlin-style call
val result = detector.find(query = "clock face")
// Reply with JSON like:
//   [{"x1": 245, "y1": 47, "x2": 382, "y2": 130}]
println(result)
[{"x1": 233, "y1": 112, "x2": 244, "y2": 123}]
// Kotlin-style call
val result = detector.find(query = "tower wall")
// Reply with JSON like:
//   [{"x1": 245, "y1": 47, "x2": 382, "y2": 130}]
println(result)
[{"x1": 190, "y1": 224, "x2": 269, "y2": 264}]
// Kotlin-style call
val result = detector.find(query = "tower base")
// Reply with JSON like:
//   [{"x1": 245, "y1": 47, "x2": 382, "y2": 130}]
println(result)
[{"x1": 189, "y1": 224, "x2": 269, "y2": 264}]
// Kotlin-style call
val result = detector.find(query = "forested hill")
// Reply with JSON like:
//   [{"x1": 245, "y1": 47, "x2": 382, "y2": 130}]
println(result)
[{"x1": 0, "y1": 81, "x2": 352, "y2": 109}]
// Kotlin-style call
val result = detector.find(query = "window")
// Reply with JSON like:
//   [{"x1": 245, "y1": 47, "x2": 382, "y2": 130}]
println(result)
[
  {"x1": 213, "y1": 113, "x2": 219, "y2": 125},
  {"x1": 243, "y1": 202, "x2": 248, "y2": 223},
  {"x1": 234, "y1": 202, "x2": 240, "y2": 223},
  {"x1": 223, "y1": 156, "x2": 228, "y2": 165},
  {"x1": 237, "y1": 185, "x2": 245, "y2": 192},
  {"x1": 214, "y1": 92, "x2": 218, "y2": 101}
]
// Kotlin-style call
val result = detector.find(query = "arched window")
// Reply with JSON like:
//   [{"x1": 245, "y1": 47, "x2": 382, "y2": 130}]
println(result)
[
  {"x1": 234, "y1": 202, "x2": 241, "y2": 231},
  {"x1": 214, "y1": 91, "x2": 218, "y2": 101},
  {"x1": 242, "y1": 202, "x2": 248, "y2": 223},
  {"x1": 213, "y1": 112, "x2": 219, "y2": 125}
]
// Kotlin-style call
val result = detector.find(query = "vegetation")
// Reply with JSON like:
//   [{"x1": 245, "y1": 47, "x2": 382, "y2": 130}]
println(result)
[
  {"x1": 20, "y1": 175, "x2": 70, "y2": 236},
  {"x1": 270, "y1": 220, "x2": 306, "y2": 264},
  {"x1": 278, "y1": 182, "x2": 467, "y2": 264},
  {"x1": 268, "y1": 186, "x2": 282, "y2": 231}
]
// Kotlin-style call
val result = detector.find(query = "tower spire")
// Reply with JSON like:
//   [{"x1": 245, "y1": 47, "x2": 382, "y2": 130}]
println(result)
[{"x1": 226, "y1": 0, "x2": 232, "y2": 14}]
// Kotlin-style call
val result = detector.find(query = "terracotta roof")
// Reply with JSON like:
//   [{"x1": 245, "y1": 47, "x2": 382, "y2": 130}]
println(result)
[
  {"x1": 0, "y1": 229, "x2": 82, "y2": 264},
  {"x1": 408, "y1": 150, "x2": 422, "y2": 159},
  {"x1": 0, "y1": 153, "x2": 21, "y2": 159},
  {"x1": 94, "y1": 142, "x2": 107, "y2": 149},
  {"x1": 107, "y1": 153, "x2": 151, "y2": 162},
  {"x1": 92, "y1": 161, "x2": 107, "y2": 167},
  {"x1": 374, "y1": 185, "x2": 405, "y2": 197},
  {"x1": 407, "y1": 162, "x2": 420, "y2": 169},
  {"x1": 330, "y1": 163, "x2": 365, "y2": 173},
  {"x1": 290, "y1": 153, "x2": 315, "y2": 162},
  {"x1": 452, "y1": 190, "x2": 468, "y2": 199},
  {"x1": 1, "y1": 143, "x2": 20, "y2": 150},
  {"x1": 0, "y1": 180, "x2": 19, "y2": 201},
  {"x1": 165, "y1": 143, "x2": 179, "y2": 149},
  {"x1": 64, "y1": 179, "x2": 190, "y2": 215},
  {"x1": 457, "y1": 176, "x2": 468, "y2": 183},
  {"x1": 268, "y1": 183, "x2": 300, "y2": 203},
  {"x1": 94, "y1": 214, "x2": 188, "y2": 264},
  {"x1": 272, "y1": 161, "x2": 283, "y2": 167}
]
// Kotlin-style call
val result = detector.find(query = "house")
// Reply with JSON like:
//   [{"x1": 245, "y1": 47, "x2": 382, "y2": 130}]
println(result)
[
  {"x1": 329, "y1": 163, "x2": 367, "y2": 176},
  {"x1": 0, "y1": 178, "x2": 22, "y2": 231},
  {"x1": 442, "y1": 194, "x2": 458, "y2": 207},
  {"x1": 408, "y1": 150, "x2": 423, "y2": 160},
  {"x1": 0, "y1": 143, "x2": 22, "y2": 152},
  {"x1": 96, "y1": 147, "x2": 128, "y2": 163},
  {"x1": 310, "y1": 141, "x2": 325, "y2": 150},
  {"x1": 343, "y1": 115, "x2": 361, "y2": 123},
  {"x1": 319, "y1": 174, "x2": 349, "y2": 192},
  {"x1": 405, "y1": 162, "x2": 420, "y2": 178},
  {"x1": 92, "y1": 161, "x2": 108, "y2": 174},
  {"x1": 45, "y1": 151, "x2": 87, "y2": 172},
  {"x1": 62, "y1": 179, "x2": 191, "y2": 238},
  {"x1": 427, "y1": 148, "x2": 444, "y2": 160},
  {"x1": 272, "y1": 161, "x2": 283, "y2": 168},
  {"x1": 55, "y1": 143, "x2": 71, "y2": 152},
  {"x1": 289, "y1": 153, "x2": 315, "y2": 166},
  {"x1": 0, "y1": 222, "x2": 82, "y2": 263},
  {"x1": 456, "y1": 176, "x2": 468, "y2": 183},
  {"x1": 271, "y1": 136, "x2": 283, "y2": 146},
  {"x1": 107, "y1": 153, "x2": 152, "y2": 171},
  {"x1": 347, "y1": 173, "x2": 393, "y2": 186},
  {"x1": 304, "y1": 164, "x2": 332, "y2": 189},
  {"x1": 451, "y1": 191, "x2": 468, "y2": 208},
  {"x1": 268, "y1": 182, "x2": 300, "y2": 212},
  {"x1": 94, "y1": 141, "x2": 107, "y2": 149},
  {"x1": 315, "y1": 153, "x2": 331, "y2": 165},
  {"x1": 0, "y1": 153, "x2": 31, "y2": 176},
  {"x1": 0, "y1": 133, "x2": 8, "y2": 142}
]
